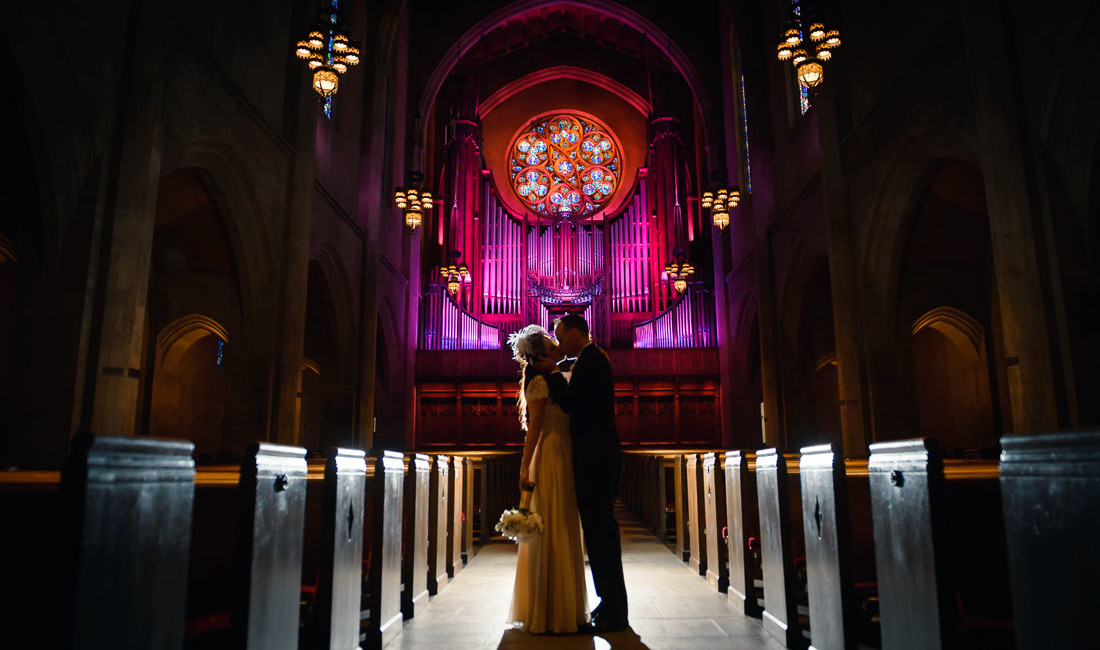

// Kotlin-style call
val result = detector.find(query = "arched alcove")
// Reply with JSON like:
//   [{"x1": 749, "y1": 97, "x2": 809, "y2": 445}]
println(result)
[
  {"x1": 149, "y1": 315, "x2": 229, "y2": 462},
  {"x1": 298, "y1": 261, "x2": 342, "y2": 453},
  {"x1": 143, "y1": 169, "x2": 243, "y2": 460},
  {"x1": 911, "y1": 308, "x2": 996, "y2": 451},
  {"x1": 793, "y1": 256, "x2": 840, "y2": 449},
  {"x1": 0, "y1": 236, "x2": 17, "y2": 406},
  {"x1": 298, "y1": 359, "x2": 324, "y2": 455},
  {"x1": 373, "y1": 314, "x2": 399, "y2": 450},
  {"x1": 896, "y1": 160, "x2": 1006, "y2": 452}
]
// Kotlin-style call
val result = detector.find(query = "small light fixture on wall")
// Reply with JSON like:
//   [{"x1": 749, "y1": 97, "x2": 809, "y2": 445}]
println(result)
[
  {"x1": 775, "y1": 8, "x2": 840, "y2": 89},
  {"x1": 702, "y1": 187, "x2": 740, "y2": 230},
  {"x1": 294, "y1": 3, "x2": 360, "y2": 99},
  {"x1": 394, "y1": 187, "x2": 433, "y2": 230}
]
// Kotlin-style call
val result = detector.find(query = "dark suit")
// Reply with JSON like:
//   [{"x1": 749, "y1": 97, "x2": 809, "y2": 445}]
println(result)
[{"x1": 548, "y1": 343, "x2": 628, "y2": 621}]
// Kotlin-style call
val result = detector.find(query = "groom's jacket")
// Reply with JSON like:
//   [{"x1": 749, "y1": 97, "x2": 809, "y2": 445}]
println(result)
[{"x1": 548, "y1": 343, "x2": 621, "y2": 468}]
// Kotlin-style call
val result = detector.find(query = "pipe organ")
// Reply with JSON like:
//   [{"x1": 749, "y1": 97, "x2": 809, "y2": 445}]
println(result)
[{"x1": 420, "y1": 118, "x2": 716, "y2": 352}]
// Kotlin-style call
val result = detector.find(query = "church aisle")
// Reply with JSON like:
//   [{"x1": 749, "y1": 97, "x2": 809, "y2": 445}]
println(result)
[{"x1": 389, "y1": 505, "x2": 785, "y2": 650}]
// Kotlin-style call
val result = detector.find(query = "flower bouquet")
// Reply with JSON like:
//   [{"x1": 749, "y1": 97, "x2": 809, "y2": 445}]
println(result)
[{"x1": 495, "y1": 482, "x2": 544, "y2": 543}]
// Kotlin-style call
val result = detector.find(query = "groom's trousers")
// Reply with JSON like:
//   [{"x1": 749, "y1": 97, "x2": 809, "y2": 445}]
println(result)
[{"x1": 575, "y1": 457, "x2": 628, "y2": 619}]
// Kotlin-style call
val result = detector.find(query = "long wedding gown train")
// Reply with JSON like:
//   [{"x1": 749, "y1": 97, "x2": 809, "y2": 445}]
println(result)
[{"x1": 508, "y1": 374, "x2": 589, "y2": 634}]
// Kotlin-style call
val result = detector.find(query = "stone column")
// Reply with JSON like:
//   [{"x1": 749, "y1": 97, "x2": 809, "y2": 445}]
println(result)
[
  {"x1": 86, "y1": 2, "x2": 168, "y2": 437},
  {"x1": 963, "y1": 0, "x2": 1062, "y2": 432},
  {"x1": 814, "y1": 85, "x2": 872, "y2": 457},
  {"x1": 269, "y1": 50, "x2": 317, "y2": 445}
]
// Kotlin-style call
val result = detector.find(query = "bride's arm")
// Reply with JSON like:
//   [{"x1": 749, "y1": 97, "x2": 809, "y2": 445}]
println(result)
[{"x1": 520, "y1": 396, "x2": 547, "y2": 489}]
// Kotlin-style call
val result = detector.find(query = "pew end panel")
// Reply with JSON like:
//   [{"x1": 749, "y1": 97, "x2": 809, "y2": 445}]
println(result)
[
  {"x1": 724, "y1": 450, "x2": 763, "y2": 617},
  {"x1": 702, "y1": 452, "x2": 729, "y2": 592},
  {"x1": 316, "y1": 448, "x2": 368, "y2": 650},
  {"x1": 755, "y1": 448, "x2": 806, "y2": 649},
  {"x1": 999, "y1": 431, "x2": 1100, "y2": 649},
  {"x1": 362, "y1": 451, "x2": 405, "y2": 650},
  {"x1": 402, "y1": 453, "x2": 431, "y2": 619}
]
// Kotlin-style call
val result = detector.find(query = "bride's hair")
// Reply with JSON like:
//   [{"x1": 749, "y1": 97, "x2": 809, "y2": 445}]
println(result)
[{"x1": 507, "y1": 325, "x2": 551, "y2": 430}]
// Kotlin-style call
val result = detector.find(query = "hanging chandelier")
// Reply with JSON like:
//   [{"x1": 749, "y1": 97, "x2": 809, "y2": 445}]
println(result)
[
  {"x1": 702, "y1": 187, "x2": 740, "y2": 230},
  {"x1": 294, "y1": 3, "x2": 360, "y2": 98},
  {"x1": 775, "y1": 7, "x2": 840, "y2": 89},
  {"x1": 394, "y1": 187, "x2": 433, "y2": 229},
  {"x1": 664, "y1": 259, "x2": 694, "y2": 294},
  {"x1": 441, "y1": 262, "x2": 468, "y2": 296}
]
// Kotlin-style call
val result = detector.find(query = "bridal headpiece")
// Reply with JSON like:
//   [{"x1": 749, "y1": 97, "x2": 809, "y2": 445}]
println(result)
[{"x1": 507, "y1": 324, "x2": 549, "y2": 362}]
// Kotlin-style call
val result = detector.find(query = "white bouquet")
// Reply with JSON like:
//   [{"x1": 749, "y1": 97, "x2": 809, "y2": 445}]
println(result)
[{"x1": 495, "y1": 483, "x2": 544, "y2": 543}]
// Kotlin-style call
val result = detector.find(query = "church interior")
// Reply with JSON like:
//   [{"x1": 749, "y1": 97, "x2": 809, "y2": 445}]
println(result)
[{"x1": 1, "y1": 0, "x2": 1097, "y2": 648}]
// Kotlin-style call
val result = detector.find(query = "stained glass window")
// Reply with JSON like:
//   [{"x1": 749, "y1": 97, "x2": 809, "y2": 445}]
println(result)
[
  {"x1": 508, "y1": 114, "x2": 620, "y2": 219},
  {"x1": 740, "y1": 73, "x2": 752, "y2": 193},
  {"x1": 216, "y1": 338, "x2": 225, "y2": 367},
  {"x1": 792, "y1": 0, "x2": 812, "y2": 115}
]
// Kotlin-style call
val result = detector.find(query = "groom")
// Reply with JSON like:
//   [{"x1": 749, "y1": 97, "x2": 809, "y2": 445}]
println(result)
[{"x1": 538, "y1": 314, "x2": 628, "y2": 633}]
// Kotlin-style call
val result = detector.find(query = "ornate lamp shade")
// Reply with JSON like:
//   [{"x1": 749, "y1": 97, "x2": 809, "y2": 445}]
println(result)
[
  {"x1": 674, "y1": 278, "x2": 687, "y2": 293},
  {"x1": 312, "y1": 68, "x2": 339, "y2": 97},
  {"x1": 797, "y1": 58, "x2": 825, "y2": 88},
  {"x1": 447, "y1": 278, "x2": 461, "y2": 295}
]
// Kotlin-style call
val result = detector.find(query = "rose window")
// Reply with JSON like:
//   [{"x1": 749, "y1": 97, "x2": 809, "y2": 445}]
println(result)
[{"x1": 509, "y1": 114, "x2": 620, "y2": 219}]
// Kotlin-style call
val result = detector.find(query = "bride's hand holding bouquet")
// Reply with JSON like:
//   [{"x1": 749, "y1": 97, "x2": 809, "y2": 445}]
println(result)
[{"x1": 495, "y1": 481, "x2": 544, "y2": 543}]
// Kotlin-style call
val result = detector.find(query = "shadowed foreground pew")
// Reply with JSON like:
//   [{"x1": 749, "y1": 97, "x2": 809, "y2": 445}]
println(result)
[
  {"x1": 361, "y1": 450, "x2": 405, "y2": 649},
  {"x1": 702, "y1": 452, "x2": 728, "y2": 592},
  {"x1": 999, "y1": 431, "x2": 1100, "y2": 649},
  {"x1": 756, "y1": 449, "x2": 807, "y2": 649},
  {"x1": 798, "y1": 444, "x2": 879, "y2": 650},
  {"x1": 186, "y1": 443, "x2": 308, "y2": 650},
  {"x1": 313, "y1": 449, "x2": 368, "y2": 650},
  {"x1": 724, "y1": 450, "x2": 763, "y2": 617},
  {"x1": 0, "y1": 434, "x2": 196, "y2": 650},
  {"x1": 868, "y1": 438, "x2": 1012, "y2": 650},
  {"x1": 402, "y1": 453, "x2": 430, "y2": 618},
  {"x1": 449, "y1": 455, "x2": 465, "y2": 577},
  {"x1": 685, "y1": 453, "x2": 707, "y2": 576},
  {"x1": 427, "y1": 455, "x2": 449, "y2": 594}
]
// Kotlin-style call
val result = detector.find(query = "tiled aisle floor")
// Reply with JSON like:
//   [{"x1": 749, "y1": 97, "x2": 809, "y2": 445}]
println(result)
[{"x1": 387, "y1": 505, "x2": 785, "y2": 650}]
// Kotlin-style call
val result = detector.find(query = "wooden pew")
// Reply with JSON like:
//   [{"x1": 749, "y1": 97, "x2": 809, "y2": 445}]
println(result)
[
  {"x1": 724, "y1": 450, "x2": 763, "y2": 616},
  {"x1": 304, "y1": 449, "x2": 368, "y2": 650},
  {"x1": 186, "y1": 443, "x2": 309, "y2": 650},
  {"x1": 449, "y1": 456, "x2": 465, "y2": 577},
  {"x1": 798, "y1": 444, "x2": 880, "y2": 650},
  {"x1": 868, "y1": 438, "x2": 1012, "y2": 649},
  {"x1": 361, "y1": 450, "x2": 405, "y2": 649},
  {"x1": 685, "y1": 453, "x2": 707, "y2": 576},
  {"x1": 702, "y1": 452, "x2": 728, "y2": 592},
  {"x1": 479, "y1": 453, "x2": 522, "y2": 542},
  {"x1": 1000, "y1": 431, "x2": 1100, "y2": 648},
  {"x1": 675, "y1": 454, "x2": 690, "y2": 561},
  {"x1": 402, "y1": 453, "x2": 430, "y2": 618},
  {"x1": 755, "y1": 448, "x2": 807, "y2": 648},
  {"x1": 427, "y1": 455, "x2": 450, "y2": 595},
  {"x1": 458, "y1": 454, "x2": 478, "y2": 562},
  {"x1": 0, "y1": 434, "x2": 195, "y2": 650}
]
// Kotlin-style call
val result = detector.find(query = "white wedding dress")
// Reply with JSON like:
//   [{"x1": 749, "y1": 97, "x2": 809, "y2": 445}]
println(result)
[{"x1": 508, "y1": 374, "x2": 589, "y2": 633}]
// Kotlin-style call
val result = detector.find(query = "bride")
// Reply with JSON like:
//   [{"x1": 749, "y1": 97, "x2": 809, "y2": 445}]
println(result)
[{"x1": 506, "y1": 325, "x2": 589, "y2": 634}]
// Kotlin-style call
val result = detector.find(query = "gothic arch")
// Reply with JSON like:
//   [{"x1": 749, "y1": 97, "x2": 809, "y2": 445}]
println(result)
[
  {"x1": 909, "y1": 306, "x2": 997, "y2": 451},
  {"x1": 417, "y1": 0, "x2": 716, "y2": 158},
  {"x1": 309, "y1": 245, "x2": 357, "y2": 382},
  {"x1": 860, "y1": 131, "x2": 980, "y2": 317},
  {"x1": 149, "y1": 314, "x2": 230, "y2": 460},
  {"x1": 159, "y1": 139, "x2": 275, "y2": 334},
  {"x1": 478, "y1": 66, "x2": 651, "y2": 119}
]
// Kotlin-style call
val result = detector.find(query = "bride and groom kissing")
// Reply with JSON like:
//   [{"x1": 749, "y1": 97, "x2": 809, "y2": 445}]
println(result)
[{"x1": 506, "y1": 314, "x2": 629, "y2": 635}]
